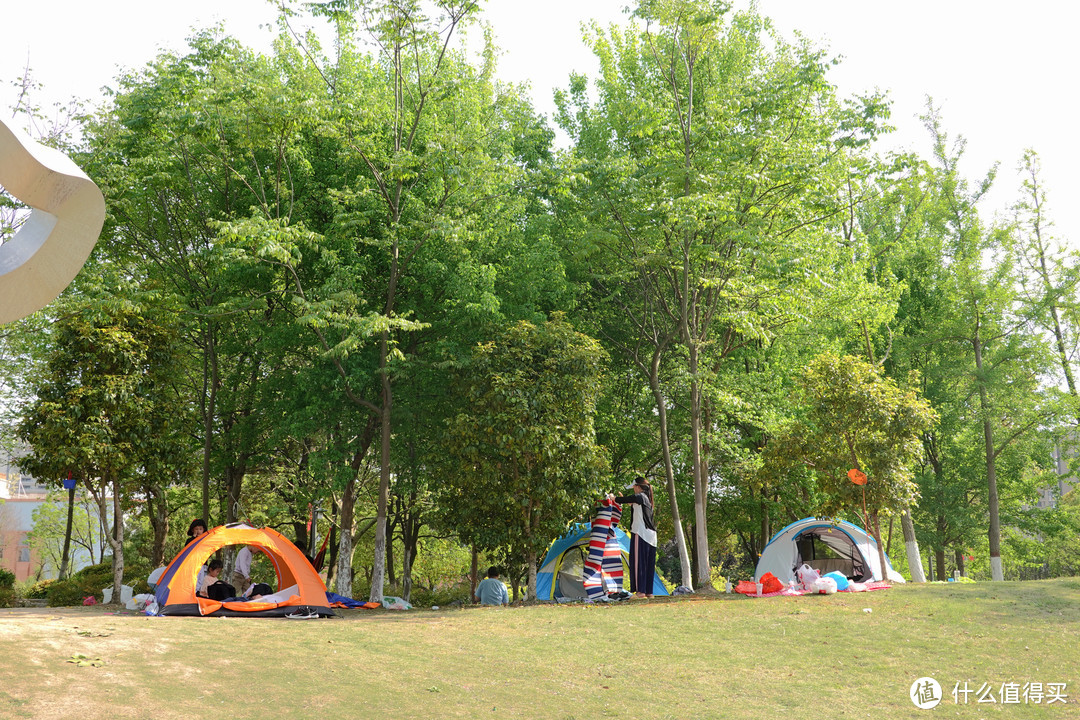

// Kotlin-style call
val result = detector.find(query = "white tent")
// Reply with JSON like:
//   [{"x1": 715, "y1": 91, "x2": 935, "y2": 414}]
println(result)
[{"x1": 754, "y1": 517, "x2": 906, "y2": 584}]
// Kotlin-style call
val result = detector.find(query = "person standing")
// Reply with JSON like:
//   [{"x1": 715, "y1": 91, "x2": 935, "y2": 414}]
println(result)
[
  {"x1": 615, "y1": 477, "x2": 658, "y2": 598},
  {"x1": 474, "y1": 566, "x2": 510, "y2": 606},
  {"x1": 232, "y1": 545, "x2": 254, "y2": 596}
]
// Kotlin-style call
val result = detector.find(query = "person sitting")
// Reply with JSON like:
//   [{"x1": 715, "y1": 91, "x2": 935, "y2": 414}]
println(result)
[
  {"x1": 197, "y1": 559, "x2": 236, "y2": 601},
  {"x1": 474, "y1": 566, "x2": 510, "y2": 606}
]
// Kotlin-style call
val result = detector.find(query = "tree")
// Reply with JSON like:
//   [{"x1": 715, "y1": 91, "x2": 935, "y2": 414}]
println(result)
[
  {"x1": 440, "y1": 315, "x2": 609, "y2": 598},
  {"x1": 27, "y1": 489, "x2": 108, "y2": 576},
  {"x1": 1013, "y1": 149, "x2": 1080, "y2": 424},
  {"x1": 920, "y1": 109, "x2": 1063, "y2": 581},
  {"x1": 556, "y1": 0, "x2": 888, "y2": 588},
  {"x1": 767, "y1": 353, "x2": 937, "y2": 576},
  {"x1": 218, "y1": 0, "x2": 561, "y2": 602},
  {"x1": 16, "y1": 287, "x2": 189, "y2": 602}
]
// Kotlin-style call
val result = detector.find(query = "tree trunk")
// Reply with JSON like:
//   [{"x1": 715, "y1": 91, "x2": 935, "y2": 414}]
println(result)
[
  {"x1": 935, "y1": 547, "x2": 947, "y2": 581},
  {"x1": 901, "y1": 510, "x2": 926, "y2": 582},
  {"x1": 954, "y1": 549, "x2": 966, "y2": 578},
  {"x1": 687, "y1": 341, "x2": 712, "y2": 590},
  {"x1": 400, "y1": 503, "x2": 420, "y2": 603},
  {"x1": 973, "y1": 332, "x2": 1004, "y2": 581},
  {"x1": 527, "y1": 547, "x2": 537, "y2": 602},
  {"x1": 225, "y1": 465, "x2": 244, "y2": 526},
  {"x1": 469, "y1": 545, "x2": 479, "y2": 601},
  {"x1": 369, "y1": 331, "x2": 393, "y2": 603},
  {"x1": 649, "y1": 349, "x2": 692, "y2": 589},
  {"x1": 326, "y1": 500, "x2": 338, "y2": 586},
  {"x1": 145, "y1": 482, "x2": 169, "y2": 567},
  {"x1": 335, "y1": 421, "x2": 377, "y2": 596},
  {"x1": 385, "y1": 514, "x2": 396, "y2": 589},
  {"x1": 201, "y1": 329, "x2": 218, "y2": 526},
  {"x1": 759, "y1": 504, "x2": 770, "y2": 557},
  {"x1": 109, "y1": 477, "x2": 124, "y2": 604},
  {"x1": 335, "y1": 475, "x2": 356, "y2": 596},
  {"x1": 401, "y1": 540, "x2": 414, "y2": 603},
  {"x1": 59, "y1": 484, "x2": 76, "y2": 581},
  {"x1": 871, "y1": 510, "x2": 890, "y2": 584}
]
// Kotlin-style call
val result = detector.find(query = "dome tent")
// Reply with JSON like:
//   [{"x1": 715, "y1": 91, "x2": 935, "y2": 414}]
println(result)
[
  {"x1": 536, "y1": 523, "x2": 668, "y2": 600},
  {"x1": 155, "y1": 524, "x2": 334, "y2": 617},
  {"x1": 754, "y1": 517, "x2": 905, "y2": 585}
]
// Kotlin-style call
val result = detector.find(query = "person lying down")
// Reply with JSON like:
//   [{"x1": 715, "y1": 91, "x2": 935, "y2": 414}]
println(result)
[{"x1": 237, "y1": 584, "x2": 298, "y2": 604}]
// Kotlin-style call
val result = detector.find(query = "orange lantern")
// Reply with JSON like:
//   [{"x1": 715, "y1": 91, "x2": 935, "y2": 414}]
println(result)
[{"x1": 847, "y1": 468, "x2": 867, "y2": 486}]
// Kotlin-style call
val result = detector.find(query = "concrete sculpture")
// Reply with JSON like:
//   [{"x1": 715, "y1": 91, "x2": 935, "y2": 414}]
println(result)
[{"x1": 0, "y1": 118, "x2": 105, "y2": 323}]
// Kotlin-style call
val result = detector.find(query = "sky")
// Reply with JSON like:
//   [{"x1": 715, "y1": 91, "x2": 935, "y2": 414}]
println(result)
[{"x1": 2, "y1": 0, "x2": 1078, "y2": 246}]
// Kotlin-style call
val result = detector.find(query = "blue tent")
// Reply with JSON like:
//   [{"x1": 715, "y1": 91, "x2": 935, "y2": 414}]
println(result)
[{"x1": 536, "y1": 523, "x2": 669, "y2": 600}]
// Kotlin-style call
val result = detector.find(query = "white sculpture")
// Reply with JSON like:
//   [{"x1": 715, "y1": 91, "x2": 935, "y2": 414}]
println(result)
[{"x1": 0, "y1": 118, "x2": 105, "y2": 323}]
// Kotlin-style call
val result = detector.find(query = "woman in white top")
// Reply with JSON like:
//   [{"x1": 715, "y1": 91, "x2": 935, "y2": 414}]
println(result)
[{"x1": 614, "y1": 476, "x2": 658, "y2": 598}]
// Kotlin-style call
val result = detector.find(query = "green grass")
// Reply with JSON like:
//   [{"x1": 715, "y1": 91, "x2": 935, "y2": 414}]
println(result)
[{"x1": 0, "y1": 578, "x2": 1077, "y2": 719}]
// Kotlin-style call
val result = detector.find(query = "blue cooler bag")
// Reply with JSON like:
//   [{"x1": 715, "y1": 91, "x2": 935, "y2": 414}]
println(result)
[{"x1": 823, "y1": 571, "x2": 850, "y2": 591}]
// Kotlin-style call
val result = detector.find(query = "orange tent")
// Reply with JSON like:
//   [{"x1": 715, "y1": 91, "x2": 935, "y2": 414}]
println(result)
[{"x1": 155, "y1": 524, "x2": 334, "y2": 617}]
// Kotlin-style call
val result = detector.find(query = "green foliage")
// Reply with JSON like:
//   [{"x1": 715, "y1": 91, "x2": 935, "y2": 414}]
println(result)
[
  {"x1": 407, "y1": 584, "x2": 473, "y2": 609},
  {"x1": 439, "y1": 315, "x2": 609, "y2": 592},
  {"x1": 45, "y1": 562, "x2": 115, "y2": 606},
  {"x1": 0, "y1": 568, "x2": 15, "y2": 590},
  {"x1": 768, "y1": 353, "x2": 937, "y2": 522},
  {"x1": 18, "y1": 579, "x2": 54, "y2": 599}
]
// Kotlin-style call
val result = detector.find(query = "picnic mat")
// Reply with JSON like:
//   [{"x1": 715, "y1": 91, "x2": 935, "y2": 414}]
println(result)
[{"x1": 738, "y1": 581, "x2": 893, "y2": 598}]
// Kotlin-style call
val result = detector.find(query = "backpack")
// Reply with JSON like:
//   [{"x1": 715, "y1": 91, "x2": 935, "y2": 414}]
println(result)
[{"x1": 206, "y1": 581, "x2": 236, "y2": 601}]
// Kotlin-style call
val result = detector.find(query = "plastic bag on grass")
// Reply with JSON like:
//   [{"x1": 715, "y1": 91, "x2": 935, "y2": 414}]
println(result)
[
  {"x1": 382, "y1": 596, "x2": 412, "y2": 610},
  {"x1": 796, "y1": 564, "x2": 820, "y2": 590},
  {"x1": 823, "y1": 571, "x2": 850, "y2": 591}
]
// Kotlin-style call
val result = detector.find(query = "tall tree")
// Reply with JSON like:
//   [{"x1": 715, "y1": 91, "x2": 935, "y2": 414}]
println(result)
[
  {"x1": 897, "y1": 108, "x2": 1065, "y2": 580},
  {"x1": 557, "y1": 0, "x2": 888, "y2": 588},
  {"x1": 766, "y1": 353, "x2": 937, "y2": 576},
  {"x1": 16, "y1": 287, "x2": 189, "y2": 601},
  {"x1": 1012, "y1": 149, "x2": 1080, "y2": 424},
  {"x1": 439, "y1": 316, "x2": 609, "y2": 598}
]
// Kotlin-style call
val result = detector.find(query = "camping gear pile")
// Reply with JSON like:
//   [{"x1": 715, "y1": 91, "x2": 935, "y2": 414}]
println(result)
[
  {"x1": 735, "y1": 518, "x2": 902, "y2": 598},
  {"x1": 755, "y1": 517, "x2": 905, "y2": 586}
]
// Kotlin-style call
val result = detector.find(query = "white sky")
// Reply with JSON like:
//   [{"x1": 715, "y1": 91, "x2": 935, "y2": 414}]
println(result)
[{"x1": 2, "y1": 0, "x2": 1078, "y2": 246}]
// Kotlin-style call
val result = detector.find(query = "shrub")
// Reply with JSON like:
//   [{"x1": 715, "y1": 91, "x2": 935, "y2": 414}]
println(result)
[
  {"x1": 409, "y1": 582, "x2": 473, "y2": 608},
  {"x1": 0, "y1": 587, "x2": 15, "y2": 608},
  {"x1": 0, "y1": 568, "x2": 15, "y2": 590},
  {"x1": 709, "y1": 565, "x2": 727, "y2": 592},
  {"x1": 46, "y1": 562, "x2": 114, "y2": 606},
  {"x1": 18, "y1": 579, "x2": 53, "y2": 599}
]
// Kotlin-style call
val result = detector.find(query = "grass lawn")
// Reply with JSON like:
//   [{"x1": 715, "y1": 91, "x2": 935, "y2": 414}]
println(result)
[{"x1": 0, "y1": 577, "x2": 1077, "y2": 720}]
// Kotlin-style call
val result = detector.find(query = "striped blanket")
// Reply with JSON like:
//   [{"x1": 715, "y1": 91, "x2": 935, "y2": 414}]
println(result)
[{"x1": 583, "y1": 497, "x2": 623, "y2": 600}]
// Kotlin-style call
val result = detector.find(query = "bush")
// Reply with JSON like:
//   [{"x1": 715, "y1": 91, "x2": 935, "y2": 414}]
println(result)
[
  {"x1": 46, "y1": 562, "x2": 115, "y2": 606},
  {"x1": 409, "y1": 582, "x2": 473, "y2": 608},
  {"x1": 18, "y1": 579, "x2": 53, "y2": 599},
  {"x1": 0, "y1": 587, "x2": 15, "y2": 608},
  {"x1": 0, "y1": 568, "x2": 15, "y2": 590}
]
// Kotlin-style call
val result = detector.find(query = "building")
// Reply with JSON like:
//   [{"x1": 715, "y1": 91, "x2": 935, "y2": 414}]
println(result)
[{"x1": 0, "y1": 453, "x2": 50, "y2": 582}]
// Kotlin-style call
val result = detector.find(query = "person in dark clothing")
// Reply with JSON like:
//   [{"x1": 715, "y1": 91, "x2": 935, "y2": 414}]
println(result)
[
  {"x1": 614, "y1": 476, "x2": 658, "y2": 597},
  {"x1": 186, "y1": 519, "x2": 207, "y2": 546}
]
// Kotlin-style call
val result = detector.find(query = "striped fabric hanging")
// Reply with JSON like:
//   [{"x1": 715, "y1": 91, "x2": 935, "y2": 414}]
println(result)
[{"x1": 583, "y1": 497, "x2": 623, "y2": 600}]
